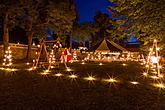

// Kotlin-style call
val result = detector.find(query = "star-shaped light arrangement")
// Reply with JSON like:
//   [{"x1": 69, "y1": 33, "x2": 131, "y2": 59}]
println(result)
[
  {"x1": 67, "y1": 73, "x2": 78, "y2": 83},
  {"x1": 84, "y1": 73, "x2": 96, "y2": 85},
  {"x1": 102, "y1": 74, "x2": 119, "y2": 87},
  {"x1": 130, "y1": 81, "x2": 139, "y2": 85}
]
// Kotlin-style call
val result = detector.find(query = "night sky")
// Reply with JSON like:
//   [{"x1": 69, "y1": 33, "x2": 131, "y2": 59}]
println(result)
[{"x1": 75, "y1": 0, "x2": 111, "y2": 23}]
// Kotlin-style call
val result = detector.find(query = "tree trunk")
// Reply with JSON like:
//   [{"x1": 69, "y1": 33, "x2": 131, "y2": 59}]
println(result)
[
  {"x1": 3, "y1": 13, "x2": 9, "y2": 52},
  {"x1": 69, "y1": 31, "x2": 72, "y2": 51},
  {"x1": 26, "y1": 19, "x2": 33, "y2": 60},
  {"x1": 26, "y1": 32, "x2": 33, "y2": 60}
]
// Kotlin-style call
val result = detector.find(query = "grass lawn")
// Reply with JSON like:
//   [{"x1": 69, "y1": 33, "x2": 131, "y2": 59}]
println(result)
[{"x1": 0, "y1": 61, "x2": 165, "y2": 110}]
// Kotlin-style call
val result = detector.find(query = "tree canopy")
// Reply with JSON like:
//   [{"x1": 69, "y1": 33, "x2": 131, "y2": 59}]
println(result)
[
  {"x1": 19, "y1": 0, "x2": 77, "y2": 39},
  {"x1": 93, "y1": 11, "x2": 112, "y2": 45},
  {"x1": 0, "y1": 0, "x2": 23, "y2": 50},
  {"x1": 0, "y1": 0, "x2": 77, "y2": 59},
  {"x1": 44, "y1": 0, "x2": 77, "y2": 36},
  {"x1": 73, "y1": 22, "x2": 96, "y2": 43},
  {"x1": 109, "y1": 0, "x2": 165, "y2": 42}
]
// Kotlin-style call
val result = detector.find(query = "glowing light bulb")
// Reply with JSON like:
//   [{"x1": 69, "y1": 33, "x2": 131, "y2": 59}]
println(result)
[
  {"x1": 69, "y1": 74, "x2": 77, "y2": 79},
  {"x1": 66, "y1": 67, "x2": 72, "y2": 71},
  {"x1": 142, "y1": 72, "x2": 148, "y2": 76},
  {"x1": 45, "y1": 70, "x2": 49, "y2": 73},
  {"x1": 104, "y1": 78, "x2": 118, "y2": 83},
  {"x1": 41, "y1": 72, "x2": 49, "y2": 75},
  {"x1": 149, "y1": 48, "x2": 153, "y2": 51},
  {"x1": 54, "y1": 73, "x2": 63, "y2": 77},
  {"x1": 130, "y1": 81, "x2": 139, "y2": 85},
  {"x1": 28, "y1": 68, "x2": 33, "y2": 71},
  {"x1": 85, "y1": 76, "x2": 96, "y2": 81},
  {"x1": 99, "y1": 63, "x2": 103, "y2": 65},
  {"x1": 158, "y1": 65, "x2": 162, "y2": 69},
  {"x1": 122, "y1": 63, "x2": 126, "y2": 66},
  {"x1": 51, "y1": 66, "x2": 54, "y2": 68},
  {"x1": 151, "y1": 75, "x2": 159, "y2": 79},
  {"x1": 154, "y1": 39, "x2": 157, "y2": 43},
  {"x1": 11, "y1": 69, "x2": 16, "y2": 71},
  {"x1": 145, "y1": 65, "x2": 149, "y2": 68},
  {"x1": 9, "y1": 63, "x2": 12, "y2": 65},
  {"x1": 156, "y1": 48, "x2": 160, "y2": 51}
]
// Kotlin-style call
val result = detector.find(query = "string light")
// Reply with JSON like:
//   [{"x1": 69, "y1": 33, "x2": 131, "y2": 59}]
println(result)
[
  {"x1": 3, "y1": 46, "x2": 12, "y2": 66},
  {"x1": 0, "y1": 68, "x2": 17, "y2": 72},
  {"x1": 150, "y1": 75, "x2": 159, "y2": 79},
  {"x1": 142, "y1": 72, "x2": 148, "y2": 77},
  {"x1": 156, "y1": 48, "x2": 160, "y2": 51},
  {"x1": 27, "y1": 67, "x2": 36, "y2": 71},
  {"x1": 144, "y1": 39, "x2": 162, "y2": 77},
  {"x1": 0, "y1": 67, "x2": 5, "y2": 70},
  {"x1": 49, "y1": 50, "x2": 56, "y2": 64},
  {"x1": 26, "y1": 62, "x2": 30, "y2": 65},
  {"x1": 145, "y1": 65, "x2": 149, "y2": 68}
]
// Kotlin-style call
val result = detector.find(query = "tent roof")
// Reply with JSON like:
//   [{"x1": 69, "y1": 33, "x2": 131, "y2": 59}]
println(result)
[
  {"x1": 95, "y1": 39, "x2": 127, "y2": 52},
  {"x1": 96, "y1": 39, "x2": 110, "y2": 52}
]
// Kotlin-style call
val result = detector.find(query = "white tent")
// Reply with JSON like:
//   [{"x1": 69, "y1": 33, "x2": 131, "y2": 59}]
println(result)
[{"x1": 95, "y1": 39, "x2": 127, "y2": 53}]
